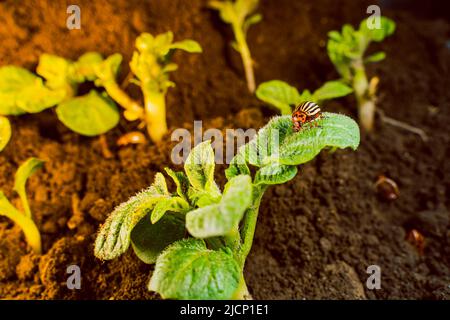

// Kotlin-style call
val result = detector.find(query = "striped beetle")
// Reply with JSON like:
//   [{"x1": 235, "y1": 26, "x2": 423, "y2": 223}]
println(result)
[{"x1": 292, "y1": 101, "x2": 322, "y2": 132}]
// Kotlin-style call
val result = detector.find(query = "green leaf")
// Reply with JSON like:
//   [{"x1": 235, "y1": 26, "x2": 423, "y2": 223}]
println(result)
[
  {"x1": 225, "y1": 152, "x2": 250, "y2": 180},
  {"x1": 243, "y1": 13, "x2": 262, "y2": 33},
  {"x1": 170, "y1": 40, "x2": 202, "y2": 53},
  {"x1": 184, "y1": 140, "x2": 221, "y2": 197},
  {"x1": 254, "y1": 163, "x2": 297, "y2": 185},
  {"x1": 149, "y1": 238, "x2": 240, "y2": 299},
  {"x1": 0, "y1": 116, "x2": 11, "y2": 152},
  {"x1": 244, "y1": 113, "x2": 359, "y2": 172},
  {"x1": 0, "y1": 66, "x2": 65, "y2": 115},
  {"x1": 275, "y1": 113, "x2": 360, "y2": 165},
  {"x1": 312, "y1": 80, "x2": 353, "y2": 102},
  {"x1": 13, "y1": 158, "x2": 44, "y2": 218},
  {"x1": 94, "y1": 173, "x2": 169, "y2": 260},
  {"x1": 55, "y1": 90, "x2": 120, "y2": 136},
  {"x1": 298, "y1": 89, "x2": 313, "y2": 102},
  {"x1": 36, "y1": 54, "x2": 74, "y2": 93},
  {"x1": 94, "y1": 54, "x2": 122, "y2": 85},
  {"x1": 360, "y1": 16, "x2": 396, "y2": 42},
  {"x1": 256, "y1": 80, "x2": 301, "y2": 115},
  {"x1": 244, "y1": 115, "x2": 292, "y2": 166},
  {"x1": 130, "y1": 212, "x2": 185, "y2": 264},
  {"x1": 364, "y1": 51, "x2": 386, "y2": 63},
  {"x1": 164, "y1": 168, "x2": 190, "y2": 200},
  {"x1": 209, "y1": 1, "x2": 236, "y2": 24},
  {"x1": 71, "y1": 52, "x2": 104, "y2": 82},
  {"x1": 151, "y1": 196, "x2": 190, "y2": 224},
  {"x1": 186, "y1": 175, "x2": 252, "y2": 238}
]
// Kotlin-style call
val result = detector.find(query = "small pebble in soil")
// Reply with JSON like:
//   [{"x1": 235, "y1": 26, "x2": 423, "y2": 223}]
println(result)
[
  {"x1": 117, "y1": 131, "x2": 147, "y2": 146},
  {"x1": 406, "y1": 229, "x2": 425, "y2": 255},
  {"x1": 375, "y1": 175, "x2": 399, "y2": 201}
]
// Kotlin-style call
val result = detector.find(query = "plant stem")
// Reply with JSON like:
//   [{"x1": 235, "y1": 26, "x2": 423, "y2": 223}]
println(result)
[
  {"x1": 143, "y1": 90, "x2": 168, "y2": 143},
  {"x1": 232, "y1": 275, "x2": 253, "y2": 300},
  {"x1": 0, "y1": 198, "x2": 41, "y2": 254},
  {"x1": 352, "y1": 62, "x2": 375, "y2": 132},
  {"x1": 237, "y1": 185, "x2": 267, "y2": 267},
  {"x1": 234, "y1": 26, "x2": 255, "y2": 93},
  {"x1": 102, "y1": 80, "x2": 143, "y2": 118}
]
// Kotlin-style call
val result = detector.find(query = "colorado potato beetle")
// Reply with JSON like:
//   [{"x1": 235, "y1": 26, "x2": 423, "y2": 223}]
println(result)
[{"x1": 292, "y1": 101, "x2": 322, "y2": 132}]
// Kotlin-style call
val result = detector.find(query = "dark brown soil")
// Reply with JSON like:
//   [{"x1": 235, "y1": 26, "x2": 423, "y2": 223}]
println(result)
[{"x1": 0, "y1": 0, "x2": 449, "y2": 299}]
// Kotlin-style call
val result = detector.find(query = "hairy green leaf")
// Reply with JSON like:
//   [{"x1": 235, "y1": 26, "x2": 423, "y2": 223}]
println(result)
[
  {"x1": 0, "y1": 116, "x2": 11, "y2": 152},
  {"x1": 254, "y1": 163, "x2": 297, "y2": 185},
  {"x1": 94, "y1": 173, "x2": 169, "y2": 261},
  {"x1": 149, "y1": 238, "x2": 240, "y2": 299},
  {"x1": 312, "y1": 81, "x2": 353, "y2": 102},
  {"x1": 165, "y1": 168, "x2": 190, "y2": 200},
  {"x1": 0, "y1": 66, "x2": 65, "y2": 115},
  {"x1": 276, "y1": 113, "x2": 360, "y2": 165},
  {"x1": 360, "y1": 16, "x2": 396, "y2": 42},
  {"x1": 186, "y1": 175, "x2": 252, "y2": 238},
  {"x1": 225, "y1": 152, "x2": 250, "y2": 180},
  {"x1": 13, "y1": 158, "x2": 44, "y2": 218},
  {"x1": 256, "y1": 80, "x2": 301, "y2": 115},
  {"x1": 184, "y1": 140, "x2": 221, "y2": 202},
  {"x1": 130, "y1": 212, "x2": 185, "y2": 264},
  {"x1": 151, "y1": 196, "x2": 190, "y2": 224},
  {"x1": 243, "y1": 113, "x2": 359, "y2": 172},
  {"x1": 56, "y1": 90, "x2": 120, "y2": 136}
]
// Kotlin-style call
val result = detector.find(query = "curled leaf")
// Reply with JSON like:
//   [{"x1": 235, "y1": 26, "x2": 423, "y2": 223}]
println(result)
[
  {"x1": 186, "y1": 175, "x2": 252, "y2": 238},
  {"x1": 94, "y1": 173, "x2": 169, "y2": 260},
  {"x1": 13, "y1": 157, "x2": 44, "y2": 218}
]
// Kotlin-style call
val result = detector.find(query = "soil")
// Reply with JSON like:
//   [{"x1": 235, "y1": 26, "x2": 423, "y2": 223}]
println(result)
[{"x1": 0, "y1": 0, "x2": 449, "y2": 299}]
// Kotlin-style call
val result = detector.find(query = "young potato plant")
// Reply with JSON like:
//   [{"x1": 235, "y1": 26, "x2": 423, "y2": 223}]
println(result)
[
  {"x1": 94, "y1": 112, "x2": 360, "y2": 300},
  {"x1": 256, "y1": 80, "x2": 353, "y2": 115},
  {"x1": 0, "y1": 158, "x2": 44, "y2": 254},
  {"x1": 327, "y1": 17, "x2": 395, "y2": 131},
  {"x1": 0, "y1": 32, "x2": 201, "y2": 149},
  {"x1": 94, "y1": 32, "x2": 202, "y2": 142},
  {"x1": 0, "y1": 53, "x2": 121, "y2": 149},
  {"x1": 210, "y1": 0, "x2": 261, "y2": 93}
]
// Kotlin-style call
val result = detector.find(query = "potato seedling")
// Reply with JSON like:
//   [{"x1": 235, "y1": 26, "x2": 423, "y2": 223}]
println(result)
[
  {"x1": 0, "y1": 32, "x2": 201, "y2": 146},
  {"x1": 94, "y1": 32, "x2": 202, "y2": 142},
  {"x1": 0, "y1": 158, "x2": 44, "y2": 254},
  {"x1": 210, "y1": 0, "x2": 261, "y2": 93},
  {"x1": 94, "y1": 112, "x2": 360, "y2": 299},
  {"x1": 327, "y1": 17, "x2": 395, "y2": 131},
  {"x1": 256, "y1": 80, "x2": 353, "y2": 115},
  {"x1": 0, "y1": 53, "x2": 121, "y2": 144}
]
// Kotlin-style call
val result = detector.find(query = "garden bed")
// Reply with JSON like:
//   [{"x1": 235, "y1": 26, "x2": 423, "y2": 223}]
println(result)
[{"x1": 0, "y1": 0, "x2": 449, "y2": 299}]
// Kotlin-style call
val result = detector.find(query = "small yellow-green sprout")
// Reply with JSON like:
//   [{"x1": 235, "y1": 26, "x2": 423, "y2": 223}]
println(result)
[
  {"x1": 95, "y1": 32, "x2": 202, "y2": 142},
  {"x1": 0, "y1": 158, "x2": 44, "y2": 254},
  {"x1": 327, "y1": 17, "x2": 395, "y2": 131},
  {"x1": 210, "y1": 0, "x2": 261, "y2": 93}
]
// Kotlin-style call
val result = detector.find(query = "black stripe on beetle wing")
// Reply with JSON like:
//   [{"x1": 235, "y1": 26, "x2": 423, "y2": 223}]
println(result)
[
  {"x1": 307, "y1": 105, "x2": 321, "y2": 116},
  {"x1": 294, "y1": 102, "x2": 306, "y2": 113}
]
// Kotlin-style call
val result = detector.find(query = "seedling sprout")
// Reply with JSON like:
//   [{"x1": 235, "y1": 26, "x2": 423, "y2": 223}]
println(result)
[
  {"x1": 210, "y1": 0, "x2": 261, "y2": 93},
  {"x1": 0, "y1": 158, "x2": 44, "y2": 254}
]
